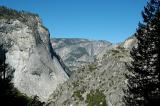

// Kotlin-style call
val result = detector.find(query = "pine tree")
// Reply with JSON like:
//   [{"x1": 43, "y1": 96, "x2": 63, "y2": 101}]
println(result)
[{"x1": 124, "y1": 0, "x2": 160, "y2": 106}]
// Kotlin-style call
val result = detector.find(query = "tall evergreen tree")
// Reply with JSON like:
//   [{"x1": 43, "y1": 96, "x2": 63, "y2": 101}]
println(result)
[{"x1": 124, "y1": 0, "x2": 160, "y2": 106}]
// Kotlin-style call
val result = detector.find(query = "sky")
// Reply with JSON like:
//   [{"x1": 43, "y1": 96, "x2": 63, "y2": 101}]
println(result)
[{"x1": 0, "y1": 0, "x2": 148, "y2": 43}]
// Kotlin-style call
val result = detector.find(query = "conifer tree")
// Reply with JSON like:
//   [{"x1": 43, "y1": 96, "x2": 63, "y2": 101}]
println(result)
[{"x1": 124, "y1": 0, "x2": 160, "y2": 106}]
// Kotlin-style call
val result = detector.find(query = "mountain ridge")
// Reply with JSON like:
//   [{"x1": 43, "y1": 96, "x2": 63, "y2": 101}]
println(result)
[
  {"x1": 0, "y1": 6, "x2": 138, "y2": 105},
  {"x1": 47, "y1": 36, "x2": 136, "y2": 106},
  {"x1": 51, "y1": 38, "x2": 112, "y2": 71}
]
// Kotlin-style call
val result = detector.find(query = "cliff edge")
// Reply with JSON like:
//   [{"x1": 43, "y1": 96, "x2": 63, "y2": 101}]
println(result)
[{"x1": 0, "y1": 7, "x2": 69, "y2": 101}]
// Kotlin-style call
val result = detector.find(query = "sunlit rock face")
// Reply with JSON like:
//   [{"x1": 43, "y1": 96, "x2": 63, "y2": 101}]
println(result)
[
  {"x1": 123, "y1": 37, "x2": 137, "y2": 49},
  {"x1": 47, "y1": 36, "x2": 136, "y2": 106},
  {"x1": 51, "y1": 38, "x2": 112, "y2": 71},
  {"x1": 0, "y1": 13, "x2": 69, "y2": 101}
]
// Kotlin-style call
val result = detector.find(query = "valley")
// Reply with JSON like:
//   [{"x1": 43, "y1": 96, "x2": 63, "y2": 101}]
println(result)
[{"x1": 0, "y1": 5, "x2": 144, "y2": 106}]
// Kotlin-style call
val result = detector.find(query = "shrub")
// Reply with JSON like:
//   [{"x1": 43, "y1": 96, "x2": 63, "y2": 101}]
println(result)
[
  {"x1": 88, "y1": 64, "x2": 97, "y2": 72},
  {"x1": 72, "y1": 90, "x2": 84, "y2": 101},
  {"x1": 86, "y1": 89, "x2": 107, "y2": 106}
]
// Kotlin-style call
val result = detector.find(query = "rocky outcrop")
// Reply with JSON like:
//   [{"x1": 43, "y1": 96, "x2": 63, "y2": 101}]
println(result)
[
  {"x1": 51, "y1": 37, "x2": 136, "y2": 71},
  {"x1": 47, "y1": 45, "x2": 132, "y2": 106},
  {"x1": 47, "y1": 37, "x2": 136, "y2": 106},
  {"x1": 51, "y1": 38, "x2": 112, "y2": 71},
  {"x1": 0, "y1": 7, "x2": 69, "y2": 101}
]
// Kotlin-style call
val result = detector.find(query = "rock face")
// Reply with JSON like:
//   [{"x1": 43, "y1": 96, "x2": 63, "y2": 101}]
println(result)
[
  {"x1": 0, "y1": 8, "x2": 69, "y2": 101},
  {"x1": 47, "y1": 37, "x2": 136, "y2": 106},
  {"x1": 122, "y1": 36, "x2": 137, "y2": 49},
  {"x1": 51, "y1": 38, "x2": 112, "y2": 71}
]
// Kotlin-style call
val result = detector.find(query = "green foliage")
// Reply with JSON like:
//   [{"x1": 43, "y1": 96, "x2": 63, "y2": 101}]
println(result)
[
  {"x1": 103, "y1": 46, "x2": 129, "y2": 60},
  {"x1": 124, "y1": 0, "x2": 160, "y2": 106},
  {"x1": 0, "y1": 6, "x2": 38, "y2": 23},
  {"x1": 72, "y1": 90, "x2": 84, "y2": 101},
  {"x1": 85, "y1": 89, "x2": 107, "y2": 106},
  {"x1": 110, "y1": 47, "x2": 129, "y2": 59},
  {"x1": 0, "y1": 6, "x2": 18, "y2": 19},
  {"x1": 88, "y1": 64, "x2": 97, "y2": 72}
]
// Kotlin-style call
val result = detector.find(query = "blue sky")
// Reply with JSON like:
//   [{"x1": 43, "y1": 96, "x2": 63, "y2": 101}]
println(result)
[{"x1": 0, "y1": 0, "x2": 147, "y2": 43}]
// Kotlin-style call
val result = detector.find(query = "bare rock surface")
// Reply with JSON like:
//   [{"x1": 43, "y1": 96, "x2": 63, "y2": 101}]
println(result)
[
  {"x1": 47, "y1": 37, "x2": 136, "y2": 106},
  {"x1": 0, "y1": 9, "x2": 69, "y2": 101},
  {"x1": 51, "y1": 38, "x2": 112, "y2": 71}
]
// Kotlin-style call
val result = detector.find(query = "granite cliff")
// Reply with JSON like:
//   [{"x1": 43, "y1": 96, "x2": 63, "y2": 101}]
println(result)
[
  {"x1": 0, "y1": 7, "x2": 70, "y2": 101},
  {"x1": 0, "y1": 6, "x2": 138, "y2": 105}
]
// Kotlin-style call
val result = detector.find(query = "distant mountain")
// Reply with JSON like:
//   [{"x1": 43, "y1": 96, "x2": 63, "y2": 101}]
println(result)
[
  {"x1": 51, "y1": 38, "x2": 112, "y2": 71},
  {"x1": 47, "y1": 36, "x2": 137, "y2": 106},
  {"x1": 0, "y1": 6, "x2": 139, "y2": 106}
]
